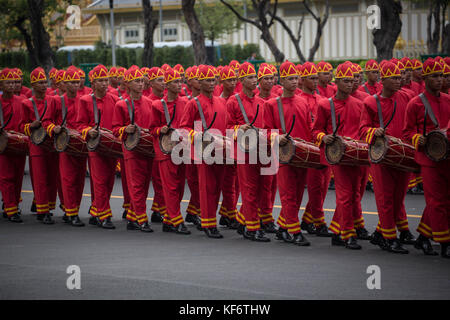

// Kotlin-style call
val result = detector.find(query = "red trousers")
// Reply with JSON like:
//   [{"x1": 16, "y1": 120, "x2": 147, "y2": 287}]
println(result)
[
  {"x1": 219, "y1": 164, "x2": 238, "y2": 220},
  {"x1": 87, "y1": 157, "x2": 97, "y2": 217},
  {"x1": 88, "y1": 152, "x2": 116, "y2": 221},
  {"x1": 276, "y1": 165, "x2": 308, "y2": 234},
  {"x1": 159, "y1": 160, "x2": 186, "y2": 226},
  {"x1": 197, "y1": 163, "x2": 225, "y2": 228},
  {"x1": 353, "y1": 166, "x2": 369, "y2": 229},
  {"x1": 262, "y1": 173, "x2": 277, "y2": 224},
  {"x1": 0, "y1": 154, "x2": 26, "y2": 217},
  {"x1": 302, "y1": 166, "x2": 331, "y2": 227},
  {"x1": 371, "y1": 164, "x2": 410, "y2": 239},
  {"x1": 150, "y1": 161, "x2": 167, "y2": 217},
  {"x1": 123, "y1": 153, "x2": 153, "y2": 224},
  {"x1": 118, "y1": 158, "x2": 131, "y2": 213},
  {"x1": 59, "y1": 153, "x2": 87, "y2": 217},
  {"x1": 29, "y1": 152, "x2": 59, "y2": 215},
  {"x1": 329, "y1": 165, "x2": 364, "y2": 240},
  {"x1": 186, "y1": 164, "x2": 201, "y2": 216},
  {"x1": 236, "y1": 164, "x2": 273, "y2": 231},
  {"x1": 417, "y1": 163, "x2": 450, "y2": 243}
]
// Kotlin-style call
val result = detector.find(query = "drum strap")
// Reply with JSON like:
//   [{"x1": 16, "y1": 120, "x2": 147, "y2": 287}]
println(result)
[
  {"x1": 276, "y1": 97, "x2": 287, "y2": 134},
  {"x1": 328, "y1": 98, "x2": 337, "y2": 133},
  {"x1": 363, "y1": 84, "x2": 370, "y2": 94},
  {"x1": 60, "y1": 95, "x2": 67, "y2": 125},
  {"x1": 0, "y1": 101, "x2": 4, "y2": 127},
  {"x1": 183, "y1": 87, "x2": 191, "y2": 100},
  {"x1": 193, "y1": 97, "x2": 208, "y2": 131},
  {"x1": 125, "y1": 99, "x2": 135, "y2": 125},
  {"x1": 419, "y1": 93, "x2": 439, "y2": 128},
  {"x1": 373, "y1": 94, "x2": 384, "y2": 128},
  {"x1": 235, "y1": 94, "x2": 250, "y2": 124},
  {"x1": 117, "y1": 88, "x2": 122, "y2": 98},
  {"x1": 29, "y1": 97, "x2": 40, "y2": 120},
  {"x1": 316, "y1": 88, "x2": 320, "y2": 95},
  {"x1": 161, "y1": 99, "x2": 171, "y2": 125},
  {"x1": 90, "y1": 94, "x2": 99, "y2": 126}
]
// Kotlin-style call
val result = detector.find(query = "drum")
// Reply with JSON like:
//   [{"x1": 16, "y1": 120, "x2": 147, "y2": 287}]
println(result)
[
  {"x1": 54, "y1": 127, "x2": 88, "y2": 157},
  {"x1": 424, "y1": 130, "x2": 449, "y2": 162},
  {"x1": 325, "y1": 136, "x2": 370, "y2": 166},
  {"x1": 369, "y1": 135, "x2": 420, "y2": 173},
  {"x1": 124, "y1": 126, "x2": 154, "y2": 157},
  {"x1": 200, "y1": 132, "x2": 234, "y2": 164},
  {"x1": 30, "y1": 126, "x2": 54, "y2": 151},
  {"x1": 0, "y1": 130, "x2": 29, "y2": 155},
  {"x1": 279, "y1": 137, "x2": 325, "y2": 169},
  {"x1": 87, "y1": 128, "x2": 123, "y2": 158},
  {"x1": 159, "y1": 128, "x2": 181, "y2": 155}
]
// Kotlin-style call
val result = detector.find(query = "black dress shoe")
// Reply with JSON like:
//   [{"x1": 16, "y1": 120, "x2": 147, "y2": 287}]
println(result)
[
  {"x1": 345, "y1": 236, "x2": 362, "y2": 250},
  {"x1": 8, "y1": 213, "x2": 23, "y2": 223},
  {"x1": 328, "y1": 179, "x2": 335, "y2": 190},
  {"x1": 331, "y1": 234, "x2": 345, "y2": 246},
  {"x1": 140, "y1": 222, "x2": 153, "y2": 233},
  {"x1": 70, "y1": 216, "x2": 85, "y2": 227},
  {"x1": 150, "y1": 211, "x2": 163, "y2": 223},
  {"x1": 100, "y1": 217, "x2": 115, "y2": 229},
  {"x1": 2, "y1": 212, "x2": 7, "y2": 219},
  {"x1": 204, "y1": 227, "x2": 223, "y2": 239},
  {"x1": 62, "y1": 214, "x2": 70, "y2": 223},
  {"x1": 228, "y1": 219, "x2": 240, "y2": 230},
  {"x1": 356, "y1": 227, "x2": 371, "y2": 240},
  {"x1": 30, "y1": 202, "x2": 37, "y2": 213},
  {"x1": 386, "y1": 238, "x2": 409, "y2": 254},
  {"x1": 414, "y1": 235, "x2": 438, "y2": 256},
  {"x1": 300, "y1": 221, "x2": 316, "y2": 235},
  {"x1": 122, "y1": 210, "x2": 127, "y2": 220},
  {"x1": 399, "y1": 230, "x2": 416, "y2": 245},
  {"x1": 36, "y1": 214, "x2": 44, "y2": 221},
  {"x1": 315, "y1": 225, "x2": 332, "y2": 237},
  {"x1": 261, "y1": 221, "x2": 277, "y2": 233},
  {"x1": 237, "y1": 223, "x2": 245, "y2": 235},
  {"x1": 277, "y1": 228, "x2": 293, "y2": 243},
  {"x1": 244, "y1": 229, "x2": 270, "y2": 242},
  {"x1": 219, "y1": 215, "x2": 230, "y2": 227},
  {"x1": 175, "y1": 223, "x2": 191, "y2": 235},
  {"x1": 185, "y1": 213, "x2": 200, "y2": 226},
  {"x1": 370, "y1": 231, "x2": 383, "y2": 246},
  {"x1": 293, "y1": 233, "x2": 311, "y2": 246},
  {"x1": 441, "y1": 243, "x2": 450, "y2": 259},
  {"x1": 127, "y1": 221, "x2": 141, "y2": 230},
  {"x1": 243, "y1": 228, "x2": 254, "y2": 240},
  {"x1": 43, "y1": 214, "x2": 55, "y2": 225},
  {"x1": 162, "y1": 223, "x2": 175, "y2": 232},
  {"x1": 88, "y1": 216, "x2": 99, "y2": 226}
]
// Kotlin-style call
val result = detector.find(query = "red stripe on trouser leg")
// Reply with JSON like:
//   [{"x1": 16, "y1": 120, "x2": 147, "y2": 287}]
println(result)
[
  {"x1": 277, "y1": 165, "x2": 308, "y2": 235},
  {"x1": 87, "y1": 157, "x2": 95, "y2": 207},
  {"x1": 304, "y1": 166, "x2": 331, "y2": 227},
  {"x1": 127, "y1": 209, "x2": 137, "y2": 222},
  {"x1": 136, "y1": 212, "x2": 148, "y2": 224},
  {"x1": 197, "y1": 163, "x2": 225, "y2": 228},
  {"x1": 119, "y1": 158, "x2": 131, "y2": 210},
  {"x1": 59, "y1": 152, "x2": 87, "y2": 217},
  {"x1": 88, "y1": 153, "x2": 117, "y2": 220},
  {"x1": 352, "y1": 166, "x2": 368, "y2": 228},
  {"x1": 376, "y1": 221, "x2": 381, "y2": 233},
  {"x1": 332, "y1": 165, "x2": 361, "y2": 239},
  {"x1": 124, "y1": 154, "x2": 153, "y2": 223},
  {"x1": 89, "y1": 206, "x2": 98, "y2": 217},
  {"x1": 302, "y1": 211, "x2": 314, "y2": 224},
  {"x1": 0, "y1": 154, "x2": 25, "y2": 213},
  {"x1": 236, "y1": 211, "x2": 246, "y2": 225},
  {"x1": 151, "y1": 161, "x2": 166, "y2": 214},
  {"x1": 186, "y1": 164, "x2": 201, "y2": 215},
  {"x1": 29, "y1": 155, "x2": 53, "y2": 215},
  {"x1": 329, "y1": 220, "x2": 340, "y2": 235},
  {"x1": 396, "y1": 220, "x2": 409, "y2": 231},
  {"x1": 220, "y1": 164, "x2": 238, "y2": 218},
  {"x1": 277, "y1": 214, "x2": 287, "y2": 229},
  {"x1": 98, "y1": 209, "x2": 112, "y2": 220},
  {"x1": 159, "y1": 159, "x2": 186, "y2": 226},
  {"x1": 420, "y1": 163, "x2": 450, "y2": 243}
]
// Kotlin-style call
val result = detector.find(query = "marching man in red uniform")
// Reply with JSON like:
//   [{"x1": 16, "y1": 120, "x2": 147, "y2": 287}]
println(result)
[
  {"x1": 77, "y1": 64, "x2": 120, "y2": 229},
  {"x1": 403, "y1": 58, "x2": 450, "y2": 258},
  {"x1": 316, "y1": 61, "x2": 337, "y2": 98},
  {"x1": 359, "y1": 59, "x2": 382, "y2": 95}
]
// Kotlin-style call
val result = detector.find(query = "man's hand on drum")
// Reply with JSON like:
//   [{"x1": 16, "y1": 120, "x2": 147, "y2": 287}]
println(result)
[
  {"x1": 53, "y1": 125, "x2": 62, "y2": 135},
  {"x1": 239, "y1": 124, "x2": 252, "y2": 132},
  {"x1": 160, "y1": 125, "x2": 170, "y2": 135},
  {"x1": 30, "y1": 120, "x2": 41, "y2": 130},
  {"x1": 374, "y1": 128, "x2": 385, "y2": 137},
  {"x1": 323, "y1": 134, "x2": 336, "y2": 145},
  {"x1": 88, "y1": 128, "x2": 99, "y2": 138},
  {"x1": 125, "y1": 124, "x2": 136, "y2": 134},
  {"x1": 279, "y1": 134, "x2": 289, "y2": 146},
  {"x1": 418, "y1": 135, "x2": 426, "y2": 146}
]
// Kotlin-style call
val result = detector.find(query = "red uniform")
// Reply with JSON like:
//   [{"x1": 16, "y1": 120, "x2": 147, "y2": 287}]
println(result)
[
  {"x1": 403, "y1": 91, "x2": 450, "y2": 243},
  {"x1": 180, "y1": 93, "x2": 228, "y2": 229},
  {"x1": 20, "y1": 86, "x2": 32, "y2": 98},
  {"x1": 358, "y1": 81, "x2": 382, "y2": 95},
  {"x1": 403, "y1": 81, "x2": 422, "y2": 96},
  {"x1": 77, "y1": 92, "x2": 119, "y2": 221},
  {"x1": 313, "y1": 95, "x2": 367, "y2": 240},
  {"x1": 360, "y1": 91, "x2": 412, "y2": 240},
  {"x1": 78, "y1": 86, "x2": 93, "y2": 97},
  {"x1": 317, "y1": 84, "x2": 337, "y2": 98},
  {"x1": 264, "y1": 95, "x2": 312, "y2": 234},
  {"x1": 0, "y1": 94, "x2": 26, "y2": 218},
  {"x1": 149, "y1": 95, "x2": 188, "y2": 227}
]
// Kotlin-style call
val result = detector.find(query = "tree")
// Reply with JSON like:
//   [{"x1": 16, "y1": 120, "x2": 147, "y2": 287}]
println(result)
[
  {"x1": 372, "y1": 0, "x2": 403, "y2": 61},
  {"x1": 142, "y1": 0, "x2": 158, "y2": 67},
  {"x1": 425, "y1": 0, "x2": 449, "y2": 54},
  {"x1": 220, "y1": 0, "x2": 285, "y2": 63},
  {"x1": 182, "y1": 0, "x2": 207, "y2": 65}
]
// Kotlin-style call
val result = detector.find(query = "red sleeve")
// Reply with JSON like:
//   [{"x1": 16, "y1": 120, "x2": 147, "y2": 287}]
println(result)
[
  {"x1": 402, "y1": 98, "x2": 422, "y2": 150},
  {"x1": 149, "y1": 100, "x2": 165, "y2": 137},
  {"x1": 112, "y1": 100, "x2": 129, "y2": 140},
  {"x1": 311, "y1": 99, "x2": 329, "y2": 147},
  {"x1": 359, "y1": 96, "x2": 378, "y2": 144},
  {"x1": 41, "y1": 96, "x2": 60, "y2": 138},
  {"x1": 19, "y1": 99, "x2": 33, "y2": 136},
  {"x1": 76, "y1": 96, "x2": 94, "y2": 139}
]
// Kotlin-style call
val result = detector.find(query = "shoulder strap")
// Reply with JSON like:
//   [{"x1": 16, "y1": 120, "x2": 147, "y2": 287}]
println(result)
[
  {"x1": 373, "y1": 94, "x2": 384, "y2": 128},
  {"x1": 161, "y1": 99, "x2": 171, "y2": 125},
  {"x1": 235, "y1": 93, "x2": 250, "y2": 124},
  {"x1": 328, "y1": 97, "x2": 337, "y2": 133},
  {"x1": 193, "y1": 97, "x2": 208, "y2": 131},
  {"x1": 60, "y1": 95, "x2": 67, "y2": 125},
  {"x1": 0, "y1": 100, "x2": 4, "y2": 127},
  {"x1": 29, "y1": 97, "x2": 40, "y2": 120},
  {"x1": 90, "y1": 94, "x2": 99, "y2": 126},
  {"x1": 125, "y1": 99, "x2": 135, "y2": 125},
  {"x1": 276, "y1": 97, "x2": 287, "y2": 134},
  {"x1": 419, "y1": 93, "x2": 439, "y2": 128},
  {"x1": 363, "y1": 84, "x2": 370, "y2": 94}
]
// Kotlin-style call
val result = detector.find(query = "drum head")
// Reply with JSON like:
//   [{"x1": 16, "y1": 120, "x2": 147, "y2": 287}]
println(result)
[
  {"x1": 31, "y1": 126, "x2": 47, "y2": 145},
  {"x1": 425, "y1": 131, "x2": 449, "y2": 162},
  {"x1": 54, "y1": 128, "x2": 70, "y2": 152},
  {"x1": 0, "y1": 131, "x2": 7, "y2": 154},
  {"x1": 159, "y1": 129, "x2": 179, "y2": 154},
  {"x1": 237, "y1": 127, "x2": 258, "y2": 153},
  {"x1": 325, "y1": 136, "x2": 345, "y2": 165},
  {"x1": 124, "y1": 128, "x2": 140, "y2": 151},
  {"x1": 279, "y1": 139, "x2": 295, "y2": 164},
  {"x1": 369, "y1": 135, "x2": 388, "y2": 163},
  {"x1": 86, "y1": 133, "x2": 101, "y2": 151}
]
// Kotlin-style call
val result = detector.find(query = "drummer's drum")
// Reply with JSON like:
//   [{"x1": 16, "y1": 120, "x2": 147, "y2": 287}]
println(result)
[
  {"x1": 0, "y1": 130, "x2": 29, "y2": 156},
  {"x1": 325, "y1": 136, "x2": 370, "y2": 166},
  {"x1": 87, "y1": 128, "x2": 123, "y2": 158},
  {"x1": 279, "y1": 137, "x2": 325, "y2": 169},
  {"x1": 54, "y1": 127, "x2": 88, "y2": 157},
  {"x1": 424, "y1": 130, "x2": 449, "y2": 162},
  {"x1": 124, "y1": 126, "x2": 154, "y2": 157}
]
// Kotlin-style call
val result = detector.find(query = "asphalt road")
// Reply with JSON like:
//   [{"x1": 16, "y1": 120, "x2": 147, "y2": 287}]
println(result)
[{"x1": 0, "y1": 169, "x2": 449, "y2": 300}]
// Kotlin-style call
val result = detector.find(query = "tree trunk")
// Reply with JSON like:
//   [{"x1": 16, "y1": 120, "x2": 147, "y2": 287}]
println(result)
[
  {"x1": 372, "y1": 0, "x2": 402, "y2": 62},
  {"x1": 27, "y1": 0, "x2": 54, "y2": 73},
  {"x1": 427, "y1": 2, "x2": 441, "y2": 54},
  {"x1": 443, "y1": 23, "x2": 450, "y2": 54},
  {"x1": 182, "y1": 0, "x2": 207, "y2": 65},
  {"x1": 14, "y1": 16, "x2": 39, "y2": 68},
  {"x1": 307, "y1": 1, "x2": 330, "y2": 62},
  {"x1": 261, "y1": 28, "x2": 285, "y2": 63},
  {"x1": 142, "y1": 0, "x2": 158, "y2": 67}
]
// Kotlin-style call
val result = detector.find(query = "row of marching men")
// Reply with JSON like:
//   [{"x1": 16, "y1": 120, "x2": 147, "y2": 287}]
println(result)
[{"x1": 0, "y1": 56, "x2": 449, "y2": 259}]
